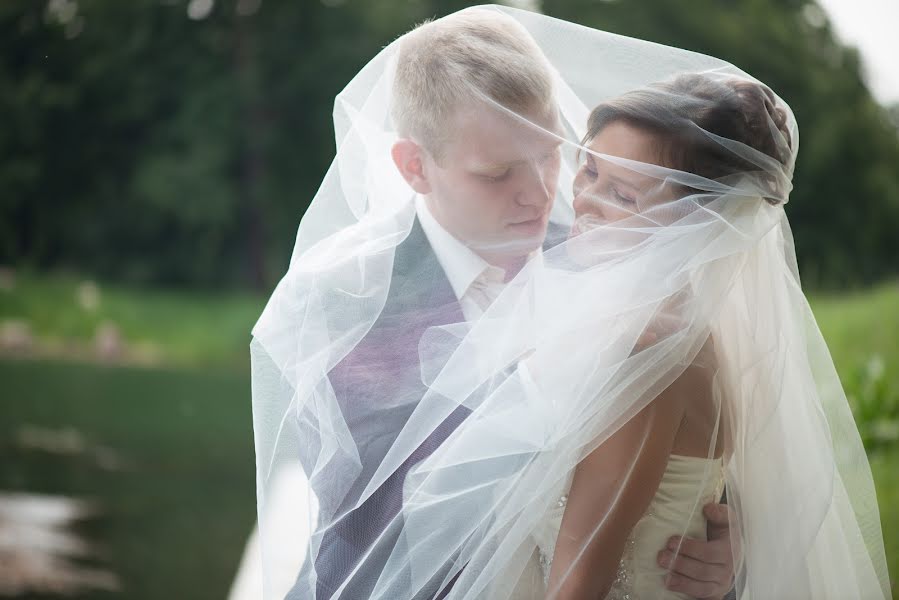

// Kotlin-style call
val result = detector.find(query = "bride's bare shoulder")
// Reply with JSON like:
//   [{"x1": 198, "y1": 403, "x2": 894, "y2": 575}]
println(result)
[{"x1": 667, "y1": 335, "x2": 725, "y2": 457}]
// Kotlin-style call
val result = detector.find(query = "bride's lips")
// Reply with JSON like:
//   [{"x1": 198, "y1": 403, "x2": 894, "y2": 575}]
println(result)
[
  {"x1": 571, "y1": 214, "x2": 607, "y2": 236},
  {"x1": 571, "y1": 220, "x2": 589, "y2": 236}
]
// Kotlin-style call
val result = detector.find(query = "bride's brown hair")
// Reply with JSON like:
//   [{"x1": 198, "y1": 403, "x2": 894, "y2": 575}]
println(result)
[{"x1": 583, "y1": 73, "x2": 794, "y2": 205}]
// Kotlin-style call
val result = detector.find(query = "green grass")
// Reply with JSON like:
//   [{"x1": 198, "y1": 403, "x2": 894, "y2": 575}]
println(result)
[
  {"x1": 0, "y1": 271, "x2": 265, "y2": 369},
  {"x1": 811, "y1": 283, "x2": 899, "y2": 452},
  {"x1": 810, "y1": 281, "x2": 899, "y2": 386},
  {"x1": 872, "y1": 447, "x2": 899, "y2": 599}
]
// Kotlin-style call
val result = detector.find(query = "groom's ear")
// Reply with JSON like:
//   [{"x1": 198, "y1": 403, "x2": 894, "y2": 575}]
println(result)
[{"x1": 392, "y1": 139, "x2": 432, "y2": 194}]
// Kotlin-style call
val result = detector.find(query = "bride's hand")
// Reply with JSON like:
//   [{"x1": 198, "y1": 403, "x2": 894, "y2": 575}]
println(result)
[{"x1": 656, "y1": 502, "x2": 737, "y2": 599}]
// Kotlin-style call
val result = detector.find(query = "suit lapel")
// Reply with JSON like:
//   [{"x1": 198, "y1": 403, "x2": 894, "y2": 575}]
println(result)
[{"x1": 381, "y1": 216, "x2": 463, "y2": 324}]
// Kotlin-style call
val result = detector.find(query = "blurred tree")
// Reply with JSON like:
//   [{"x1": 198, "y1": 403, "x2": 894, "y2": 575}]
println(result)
[
  {"x1": 1, "y1": 0, "x2": 897, "y2": 289},
  {"x1": 1, "y1": 0, "x2": 245, "y2": 286},
  {"x1": 887, "y1": 103, "x2": 899, "y2": 132}
]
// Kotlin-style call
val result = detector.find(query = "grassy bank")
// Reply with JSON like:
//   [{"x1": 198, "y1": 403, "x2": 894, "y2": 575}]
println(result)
[{"x1": 0, "y1": 272, "x2": 264, "y2": 369}]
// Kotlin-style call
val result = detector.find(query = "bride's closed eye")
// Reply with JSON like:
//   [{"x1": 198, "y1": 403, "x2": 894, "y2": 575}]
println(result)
[{"x1": 611, "y1": 188, "x2": 636, "y2": 207}]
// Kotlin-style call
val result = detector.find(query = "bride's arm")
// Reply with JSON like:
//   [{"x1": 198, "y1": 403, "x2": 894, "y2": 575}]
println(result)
[{"x1": 545, "y1": 370, "x2": 700, "y2": 599}]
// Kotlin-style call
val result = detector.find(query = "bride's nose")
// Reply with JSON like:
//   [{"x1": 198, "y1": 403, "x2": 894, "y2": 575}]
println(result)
[
  {"x1": 573, "y1": 168, "x2": 597, "y2": 217},
  {"x1": 573, "y1": 184, "x2": 603, "y2": 219}
]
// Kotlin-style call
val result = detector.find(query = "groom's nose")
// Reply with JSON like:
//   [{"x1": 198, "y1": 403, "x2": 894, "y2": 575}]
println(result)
[{"x1": 515, "y1": 163, "x2": 554, "y2": 209}]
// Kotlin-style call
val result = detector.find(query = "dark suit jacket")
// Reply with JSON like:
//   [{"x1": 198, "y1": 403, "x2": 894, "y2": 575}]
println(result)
[{"x1": 292, "y1": 217, "x2": 569, "y2": 599}]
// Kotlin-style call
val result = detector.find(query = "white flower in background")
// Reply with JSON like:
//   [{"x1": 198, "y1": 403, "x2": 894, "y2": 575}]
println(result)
[{"x1": 76, "y1": 281, "x2": 100, "y2": 312}]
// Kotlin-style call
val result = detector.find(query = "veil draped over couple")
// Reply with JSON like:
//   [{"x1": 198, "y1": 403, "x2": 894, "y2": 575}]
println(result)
[{"x1": 250, "y1": 5, "x2": 889, "y2": 599}]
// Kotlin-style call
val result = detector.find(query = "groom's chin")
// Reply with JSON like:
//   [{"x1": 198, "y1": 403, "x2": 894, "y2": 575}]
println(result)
[
  {"x1": 505, "y1": 233, "x2": 546, "y2": 256},
  {"x1": 472, "y1": 227, "x2": 547, "y2": 258}
]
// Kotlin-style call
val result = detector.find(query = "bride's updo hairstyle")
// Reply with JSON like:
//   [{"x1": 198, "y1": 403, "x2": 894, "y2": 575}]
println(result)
[{"x1": 583, "y1": 73, "x2": 794, "y2": 205}]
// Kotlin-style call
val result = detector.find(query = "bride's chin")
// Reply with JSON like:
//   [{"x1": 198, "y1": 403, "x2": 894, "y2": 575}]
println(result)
[{"x1": 570, "y1": 219, "x2": 604, "y2": 239}]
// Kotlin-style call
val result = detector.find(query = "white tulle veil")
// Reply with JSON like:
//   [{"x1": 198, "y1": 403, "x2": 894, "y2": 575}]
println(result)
[{"x1": 250, "y1": 5, "x2": 889, "y2": 599}]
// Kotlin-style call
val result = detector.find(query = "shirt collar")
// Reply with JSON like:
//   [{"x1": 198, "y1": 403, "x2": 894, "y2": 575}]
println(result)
[
  {"x1": 415, "y1": 195, "x2": 493, "y2": 301},
  {"x1": 415, "y1": 196, "x2": 543, "y2": 299}
]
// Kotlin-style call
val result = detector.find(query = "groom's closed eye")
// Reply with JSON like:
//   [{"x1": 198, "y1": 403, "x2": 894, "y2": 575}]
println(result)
[
  {"x1": 476, "y1": 147, "x2": 559, "y2": 182},
  {"x1": 478, "y1": 168, "x2": 512, "y2": 183}
]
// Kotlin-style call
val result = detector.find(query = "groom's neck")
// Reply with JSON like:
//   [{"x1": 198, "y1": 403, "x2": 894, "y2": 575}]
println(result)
[{"x1": 479, "y1": 253, "x2": 530, "y2": 282}]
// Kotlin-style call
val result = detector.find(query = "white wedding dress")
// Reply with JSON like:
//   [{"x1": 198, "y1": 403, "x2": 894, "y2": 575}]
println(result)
[{"x1": 505, "y1": 454, "x2": 725, "y2": 600}]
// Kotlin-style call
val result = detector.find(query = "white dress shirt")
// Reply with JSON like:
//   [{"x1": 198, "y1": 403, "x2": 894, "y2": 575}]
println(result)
[
  {"x1": 415, "y1": 195, "x2": 539, "y2": 320},
  {"x1": 414, "y1": 196, "x2": 545, "y2": 402}
]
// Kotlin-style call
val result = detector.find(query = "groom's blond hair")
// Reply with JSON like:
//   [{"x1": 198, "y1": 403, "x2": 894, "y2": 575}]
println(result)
[{"x1": 391, "y1": 7, "x2": 556, "y2": 160}]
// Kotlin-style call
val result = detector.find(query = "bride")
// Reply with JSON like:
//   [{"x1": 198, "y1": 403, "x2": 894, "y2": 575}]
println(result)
[
  {"x1": 250, "y1": 5, "x2": 890, "y2": 599},
  {"x1": 519, "y1": 73, "x2": 798, "y2": 599}
]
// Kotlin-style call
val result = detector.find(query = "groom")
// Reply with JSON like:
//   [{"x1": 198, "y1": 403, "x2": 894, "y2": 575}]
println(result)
[{"x1": 304, "y1": 8, "x2": 736, "y2": 600}]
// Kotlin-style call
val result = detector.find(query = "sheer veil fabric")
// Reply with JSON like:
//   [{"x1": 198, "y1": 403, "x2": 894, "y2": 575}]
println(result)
[{"x1": 250, "y1": 5, "x2": 889, "y2": 599}]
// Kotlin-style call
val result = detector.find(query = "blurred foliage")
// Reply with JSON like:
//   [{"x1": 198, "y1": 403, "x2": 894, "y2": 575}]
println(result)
[
  {"x1": 888, "y1": 103, "x2": 899, "y2": 131},
  {"x1": 810, "y1": 282, "x2": 899, "y2": 452},
  {"x1": 848, "y1": 356, "x2": 899, "y2": 451},
  {"x1": 1, "y1": 0, "x2": 898, "y2": 289}
]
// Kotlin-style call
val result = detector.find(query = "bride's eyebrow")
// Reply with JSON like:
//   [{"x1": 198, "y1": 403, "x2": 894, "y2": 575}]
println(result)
[
  {"x1": 610, "y1": 173, "x2": 649, "y2": 193},
  {"x1": 601, "y1": 169, "x2": 644, "y2": 193},
  {"x1": 587, "y1": 155, "x2": 650, "y2": 192}
]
